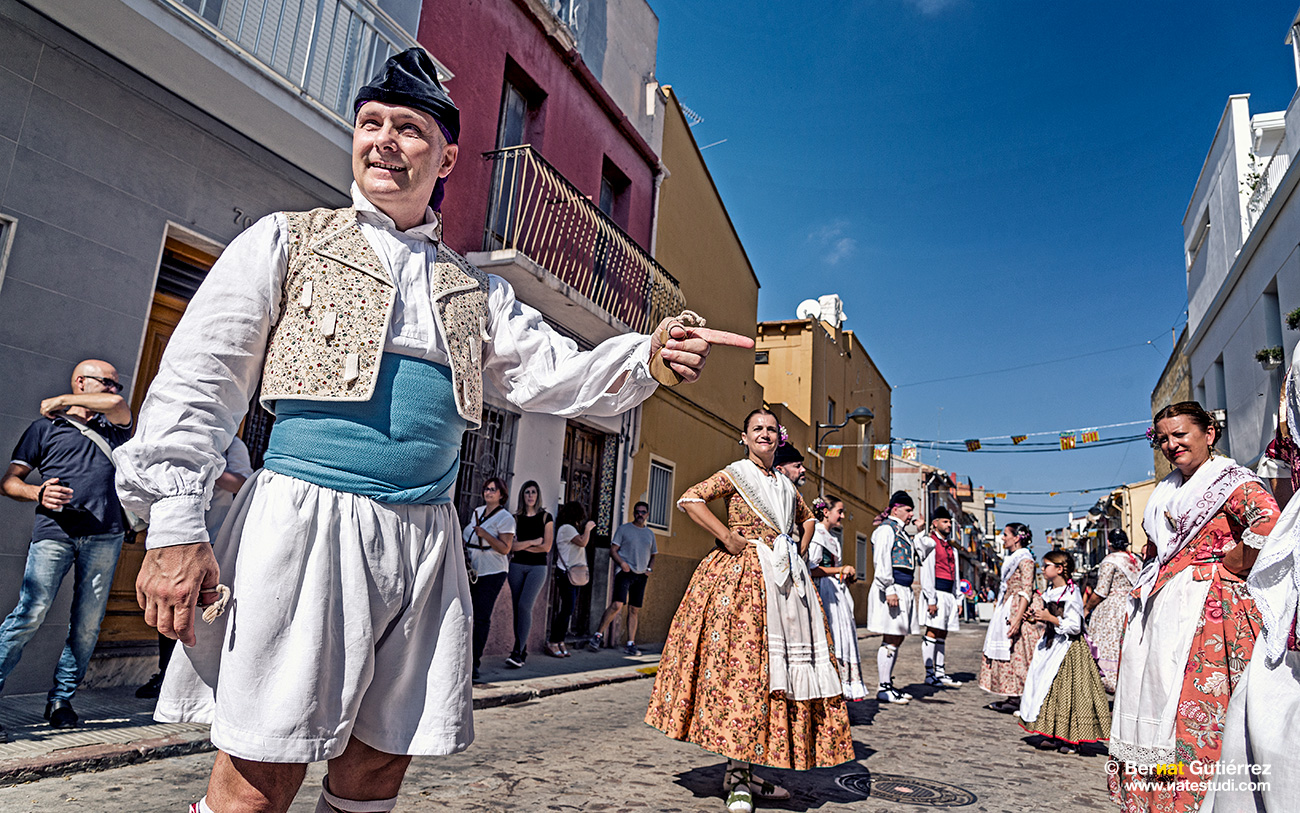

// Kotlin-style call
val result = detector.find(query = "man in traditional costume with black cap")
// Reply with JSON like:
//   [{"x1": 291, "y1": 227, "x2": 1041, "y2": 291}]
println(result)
[
  {"x1": 114, "y1": 48, "x2": 750, "y2": 813},
  {"x1": 917, "y1": 506, "x2": 962, "y2": 687},
  {"x1": 773, "y1": 442, "x2": 807, "y2": 489},
  {"x1": 866, "y1": 490, "x2": 920, "y2": 704}
]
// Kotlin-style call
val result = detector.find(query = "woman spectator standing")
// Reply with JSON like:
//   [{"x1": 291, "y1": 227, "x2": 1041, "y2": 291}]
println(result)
[
  {"x1": 464, "y1": 477, "x2": 515, "y2": 682},
  {"x1": 979, "y1": 523, "x2": 1043, "y2": 714},
  {"x1": 646, "y1": 408, "x2": 850, "y2": 813},
  {"x1": 808, "y1": 495, "x2": 868, "y2": 700},
  {"x1": 1109, "y1": 402, "x2": 1279, "y2": 813},
  {"x1": 548, "y1": 501, "x2": 594, "y2": 658},
  {"x1": 505, "y1": 480, "x2": 554, "y2": 668},
  {"x1": 1083, "y1": 529, "x2": 1140, "y2": 692}
]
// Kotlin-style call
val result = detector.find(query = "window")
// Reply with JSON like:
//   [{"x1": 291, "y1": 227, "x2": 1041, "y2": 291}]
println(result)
[
  {"x1": 455, "y1": 404, "x2": 519, "y2": 526},
  {"x1": 598, "y1": 158, "x2": 630, "y2": 229},
  {"x1": 1186, "y1": 209, "x2": 1210, "y2": 271},
  {"x1": 827, "y1": 397, "x2": 836, "y2": 425},
  {"x1": 0, "y1": 214, "x2": 17, "y2": 296},
  {"x1": 486, "y1": 67, "x2": 545, "y2": 251},
  {"x1": 181, "y1": 0, "x2": 223, "y2": 25},
  {"x1": 856, "y1": 534, "x2": 869, "y2": 577},
  {"x1": 647, "y1": 458, "x2": 674, "y2": 531},
  {"x1": 755, "y1": 350, "x2": 769, "y2": 365},
  {"x1": 858, "y1": 421, "x2": 871, "y2": 468}
]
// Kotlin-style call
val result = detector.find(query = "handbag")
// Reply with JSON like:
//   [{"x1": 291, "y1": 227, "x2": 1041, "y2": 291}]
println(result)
[
  {"x1": 558, "y1": 523, "x2": 590, "y2": 586},
  {"x1": 62, "y1": 415, "x2": 148, "y2": 533}
]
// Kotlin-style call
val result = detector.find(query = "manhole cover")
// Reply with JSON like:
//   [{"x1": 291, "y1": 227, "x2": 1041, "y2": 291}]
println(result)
[{"x1": 835, "y1": 772, "x2": 977, "y2": 807}]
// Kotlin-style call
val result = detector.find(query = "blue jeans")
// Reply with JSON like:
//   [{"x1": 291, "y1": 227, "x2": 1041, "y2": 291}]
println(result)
[
  {"x1": 507, "y1": 562, "x2": 549, "y2": 654},
  {"x1": 0, "y1": 532, "x2": 125, "y2": 701}
]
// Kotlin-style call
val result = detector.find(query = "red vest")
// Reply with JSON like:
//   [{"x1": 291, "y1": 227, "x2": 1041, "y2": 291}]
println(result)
[{"x1": 932, "y1": 533, "x2": 956, "y2": 582}]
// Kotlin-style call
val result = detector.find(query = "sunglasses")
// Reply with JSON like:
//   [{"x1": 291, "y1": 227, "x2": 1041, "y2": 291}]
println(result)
[{"x1": 82, "y1": 375, "x2": 123, "y2": 393}]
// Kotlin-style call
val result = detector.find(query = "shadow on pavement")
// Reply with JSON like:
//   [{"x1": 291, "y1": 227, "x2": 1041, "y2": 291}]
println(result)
[{"x1": 673, "y1": 762, "x2": 875, "y2": 810}]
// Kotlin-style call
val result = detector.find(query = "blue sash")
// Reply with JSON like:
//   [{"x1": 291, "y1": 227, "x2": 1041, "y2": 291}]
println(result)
[{"x1": 264, "y1": 355, "x2": 468, "y2": 504}]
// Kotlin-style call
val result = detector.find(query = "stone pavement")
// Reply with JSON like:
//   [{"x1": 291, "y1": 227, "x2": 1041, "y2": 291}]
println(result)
[
  {"x1": 0, "y1": 640, "x2": 661, "y2": 787},
  {"x1": 0, "y1": 625, "x2": 1117, "y2": 811}
]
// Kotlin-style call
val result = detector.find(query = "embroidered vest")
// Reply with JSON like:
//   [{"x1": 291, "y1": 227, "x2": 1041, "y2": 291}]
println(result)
[
  {"x1": 260, "y1": 207, "x2": 491, "y2": 428},
  {"x1": 890, "y1": 522, "x2": 916, "y2": 572}
]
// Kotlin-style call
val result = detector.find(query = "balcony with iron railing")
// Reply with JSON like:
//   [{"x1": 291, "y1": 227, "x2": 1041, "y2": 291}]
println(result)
[
  {"x1": 161, "y1": 0, "x2": 450, "y2": 127},
  {"x1": 1243, "y1": 137, "x2": 1292, "y2": 233},
  {"x1": 468, "y1": 145, "x2": 685, "y2": 339},
  {"x1": 29, "y1": 0, "x2": 451, "y2": 192}
]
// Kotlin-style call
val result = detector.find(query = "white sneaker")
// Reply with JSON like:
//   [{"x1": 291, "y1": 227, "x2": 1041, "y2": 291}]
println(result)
[{"x1": 876, "y1": 684, "x2": 910, "y2": 704}]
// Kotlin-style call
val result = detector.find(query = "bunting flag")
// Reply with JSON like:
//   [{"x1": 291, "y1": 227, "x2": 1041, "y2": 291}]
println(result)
[
  {"x1": 901, "y1": 443, "x2": 919, "y2": 462},
  {"x1": 1011, "y1": 435, "x2": 1027, "y2": 445},
  {"x1": 996, "y1": 493, "x2": 1007, "y2": 499},
  {"x1": 1059, "y1": 433, "x2": 1077, "y2": 450},
  {"x1": 1048, "y1": 492, "x2": 1059, "y2": 496},
  {"x1": 825, "y1": 445, "x2": 842, "y2": 458},
  {"x1": 873, "y1": 444, "x2": 889, "y2": 461},
  {"x1": 965, "y1": 439, "x2": 982, "y2": 452},
  {"x1": 1080, "y1": 429, "x2": 1100, "y2": 444}
]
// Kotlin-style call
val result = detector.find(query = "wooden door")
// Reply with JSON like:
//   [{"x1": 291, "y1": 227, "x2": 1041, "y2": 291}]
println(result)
[
  {"x1": 560, "y1": 422, "x2": 607, "y2": 635},
  {"x1": 96, "y1": 290, "x2": 189, "y2": 645},
  {"x1": 98, "y1": 238, "x2": 216, "y2": 646}
]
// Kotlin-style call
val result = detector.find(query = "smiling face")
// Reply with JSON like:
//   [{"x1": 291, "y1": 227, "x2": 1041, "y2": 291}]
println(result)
[
  {"x1": 742, "y1": 412, "x2": 781, "y2": 465},
  {"x1": 1155, "y1": 414, "x2": 1215, "y2": 477},
  {"x1": 482, "y1": 480, "x2": 502, "y2": 509},
  {"x1": 352, "y1": 101, "x2": 458, "y2": 229},
  {"x1": 825, "y1": 500, "x2": 844, "y2": 530}
]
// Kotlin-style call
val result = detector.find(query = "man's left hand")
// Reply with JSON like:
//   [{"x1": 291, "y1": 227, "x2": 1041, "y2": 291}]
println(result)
[{"x1": 649, "y1": 318, "x2": 754, "y2": 384}]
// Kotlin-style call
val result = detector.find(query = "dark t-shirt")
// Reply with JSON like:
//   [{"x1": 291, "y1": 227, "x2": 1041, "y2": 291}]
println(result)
[
  {"x1": 11, "y1": 414, "x2": 132, "y2": 542},
  {"x1": 512, "y1": 510, "x2": 553, "y2": 566}
]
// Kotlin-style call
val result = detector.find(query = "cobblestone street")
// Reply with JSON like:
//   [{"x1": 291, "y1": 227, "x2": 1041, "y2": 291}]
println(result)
[{"x1": 0, "y1": 624, "x2": 1113, "y2": 812}]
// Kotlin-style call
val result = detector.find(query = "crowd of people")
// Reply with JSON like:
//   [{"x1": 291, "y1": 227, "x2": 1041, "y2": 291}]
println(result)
[{"x1": 3, "y1": 44, "x2": 1300, "y2": 813}]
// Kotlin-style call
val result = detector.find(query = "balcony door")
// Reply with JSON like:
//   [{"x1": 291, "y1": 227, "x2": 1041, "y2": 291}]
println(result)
[{"x1": 486, "y1": 81, "x2": 531, "y2": 250}]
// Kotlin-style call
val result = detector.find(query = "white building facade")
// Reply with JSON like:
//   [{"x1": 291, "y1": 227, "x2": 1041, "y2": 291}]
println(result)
[{"x1": 1178, "y1": 9, "x2": 1300, "y2": 468}]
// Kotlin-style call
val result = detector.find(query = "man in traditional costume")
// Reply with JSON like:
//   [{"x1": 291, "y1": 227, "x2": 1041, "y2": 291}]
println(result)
[
  {"x1": 114, "y1": 48, "x2": 747, "y2": 813},
  {"x1": 866, "y1": 490, "x2": 919, "y2": 704},
  {"x1": 772, "y1": 442, "x2": 807, "y2": 489},
  {"x1": 916, "y1": 506, "x2": 962, "y2": 687}
]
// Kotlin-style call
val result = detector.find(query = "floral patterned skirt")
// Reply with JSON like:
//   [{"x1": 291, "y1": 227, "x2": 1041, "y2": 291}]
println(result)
[
  {"x1": 644, "y1": 545, "x2": 854, "y2": 770},
  {"x1": 979, "y1": 600, "x2": 1045, "y2": 697},
  {"x1": 1107, "y1": 576, "x2": 1261, "y2": 813},
  {"x1": 1089, "y1": 593, "x2": 1129, "y2": 693}
]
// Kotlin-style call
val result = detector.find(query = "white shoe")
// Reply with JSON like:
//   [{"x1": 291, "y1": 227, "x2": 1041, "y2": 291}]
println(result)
[
  {"x1": 936, "y1": 672, "x2": 962, "y2": 687},
  {"x1": 876, "y1": 684, "x2": 910, "y2": 704}
]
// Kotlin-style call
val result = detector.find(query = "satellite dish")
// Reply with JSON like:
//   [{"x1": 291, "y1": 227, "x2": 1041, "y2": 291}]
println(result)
[{"x1": 796, "y1": 299, "x2": 821, "y2": 321}]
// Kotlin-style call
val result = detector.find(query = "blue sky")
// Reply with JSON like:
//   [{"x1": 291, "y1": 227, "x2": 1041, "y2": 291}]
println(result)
[{"x1": 651, "y1": 0, "x2": 1300, "y2": 535}]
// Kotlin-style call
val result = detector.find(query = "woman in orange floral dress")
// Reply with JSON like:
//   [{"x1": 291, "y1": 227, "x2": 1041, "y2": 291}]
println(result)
[
  {"x1": 645, "y1": 409, "x2": 853, "y2": 813},
  {"x1": 1109, "y1": 402, "x2": 1280, "y2": 813}
]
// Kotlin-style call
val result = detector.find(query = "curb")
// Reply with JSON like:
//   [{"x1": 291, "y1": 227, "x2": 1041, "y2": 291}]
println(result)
[{"x1": 0, "y1": 667, "x2": 658, "y2": 787}]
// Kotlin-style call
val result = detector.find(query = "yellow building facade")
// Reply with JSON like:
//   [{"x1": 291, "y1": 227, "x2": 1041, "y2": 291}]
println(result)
[
  {"x1": 625, "y1": 87, "x2": 764, "y2": 643},
  {"x1": 755, "y1": 318, "x2": 893, "y2": 622}
]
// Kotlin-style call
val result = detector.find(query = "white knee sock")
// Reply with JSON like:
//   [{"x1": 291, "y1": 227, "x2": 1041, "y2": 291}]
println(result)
[
  {"x1": 921, "y1": 635, "x2": 937, "y2": 675},
  {"x1": 935, "y1": 638, "x2": 947, "y2": 674},
  {"x1": 191, "y1": 800, "x2": 216, "y2": 813},
  {"x1": 316, "y1": 777, "x2": 398, "y2": 813},
  {"x1": 877, "y1": 643, "x2": 898, "y2": 687}
]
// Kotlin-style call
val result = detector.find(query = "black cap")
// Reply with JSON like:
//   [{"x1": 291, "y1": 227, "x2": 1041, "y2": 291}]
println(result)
[
  {"x1": 773, "y1": 443, "x2": 804, "y2": 466},
  {"x1": 354, "y1": 48, "x2": 460, "y2": 144},
  {"x1": 932, "y1": 506, "x2": 952, "y2": 521},
  {"x1": 889, "y1": 490, "x2": 914, "y2": 509},
  {"x1": 1108, "y1": 529, "x2": 1130, "y2": 549}
]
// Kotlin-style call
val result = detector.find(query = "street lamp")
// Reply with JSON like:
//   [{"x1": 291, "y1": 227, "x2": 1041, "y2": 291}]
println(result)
[{"x1": 814, "y1": 406, "x2": 874, "y2": 496}]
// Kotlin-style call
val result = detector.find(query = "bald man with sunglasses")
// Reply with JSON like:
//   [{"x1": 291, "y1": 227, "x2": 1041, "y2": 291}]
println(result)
[{"x1": 0, "y1": 359, "x2": 132, "y2": 741}]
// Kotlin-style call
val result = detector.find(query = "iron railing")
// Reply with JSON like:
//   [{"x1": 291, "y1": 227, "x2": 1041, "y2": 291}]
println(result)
[
  {"x1": 482, "y1": 145, "x2": 685, "y2": 334},
  {"x1": 1245, "y1": 140, "x2": 1292, "y2": 231},
  {"x1": 161, "y1": 0, "x2": 450, "y2": 126}
]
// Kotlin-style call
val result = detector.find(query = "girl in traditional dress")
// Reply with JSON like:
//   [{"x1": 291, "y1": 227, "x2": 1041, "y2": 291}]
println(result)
[
  {"x1": 808, "y1": 495, "x2": 869, "y2": 700},
  {"x1": 1109, "y1": 401, "x2": 1279, "y2": 813},
  {"x1": 1204, "y1": 351, "x2": 1300, "y2": 813},
  {"x1": 1084, "y1": 529, "x2": 1141, "y2": 692},
  {"x1": 645, "y1": 409, "x2": 853, "y2": 813},
  {"x1": 980, "y1": 523, "x2": 1044, "y2": 714},
  {"x1": 1015, "y1": 550, "x2": 1111, "y2": 753}
]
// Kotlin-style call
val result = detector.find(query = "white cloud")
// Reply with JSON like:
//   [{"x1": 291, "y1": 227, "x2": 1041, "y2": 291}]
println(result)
[
  {"x1": 905, "y1": 0, "x2": 959, "y2": 16},
  {"x1": 808, "y1": 220, "x2": 858, "y2": 265}
]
